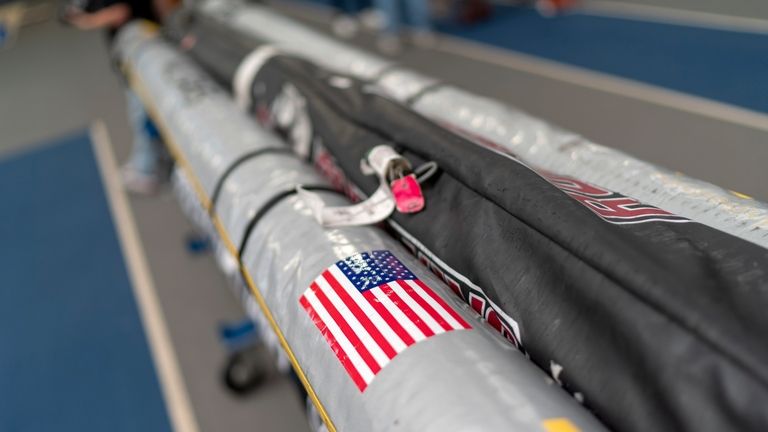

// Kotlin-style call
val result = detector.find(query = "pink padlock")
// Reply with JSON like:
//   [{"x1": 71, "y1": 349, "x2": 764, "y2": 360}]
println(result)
[{"x1": 391, "y1": 174, "x2": 425, "y2": 214}]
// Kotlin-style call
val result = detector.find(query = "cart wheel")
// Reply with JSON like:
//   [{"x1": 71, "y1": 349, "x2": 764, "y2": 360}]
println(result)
[
  {"x1": 223, "y1": 343, "x2": 269, "y2": 395},
  {"x1": 184, "y1": 232, "x2": 211, "y2": 255}
]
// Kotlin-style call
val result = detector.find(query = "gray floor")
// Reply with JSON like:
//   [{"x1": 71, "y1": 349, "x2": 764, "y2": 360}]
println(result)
[{"x1": 0, "y1": 10, "x2": 308, "y2": 432}]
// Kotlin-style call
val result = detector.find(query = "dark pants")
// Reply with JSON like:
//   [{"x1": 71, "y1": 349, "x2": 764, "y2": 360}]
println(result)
[{"x1": 330, "y1": 0, "x2": 364, "y2": 14}]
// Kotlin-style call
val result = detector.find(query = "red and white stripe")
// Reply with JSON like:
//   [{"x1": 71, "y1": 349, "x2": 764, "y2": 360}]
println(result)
[{"x1": 299, "y1": 265, "x2": 471, "y2": 391}]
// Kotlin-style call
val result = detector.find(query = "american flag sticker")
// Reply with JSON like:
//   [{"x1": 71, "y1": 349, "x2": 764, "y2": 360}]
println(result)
[{"x1": 299, "y1": 250, "x2": 472, "y2": 391}]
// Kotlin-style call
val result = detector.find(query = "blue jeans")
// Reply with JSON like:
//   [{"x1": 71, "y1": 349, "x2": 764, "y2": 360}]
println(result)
[
  {"x1": 373, "y1": 0, "x2": 431, "y2": 33},
  {"x1": 330, "y1": 0, "x2": 364, "y2": 14},
  {"x1": 125, "y1": 89, "x2": 163, "y2": 175}
]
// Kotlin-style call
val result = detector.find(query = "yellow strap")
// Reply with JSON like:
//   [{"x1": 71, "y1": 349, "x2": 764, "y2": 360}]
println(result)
[
  {"x1": 543, "y1": 418, "x2": 581, "y2": 432},
  {"x1": 730, "y1": 190, "x2": 753, "y2": 200},
  {"x1": 124, "y1": 57, "x2": 337, "y2": 432}
]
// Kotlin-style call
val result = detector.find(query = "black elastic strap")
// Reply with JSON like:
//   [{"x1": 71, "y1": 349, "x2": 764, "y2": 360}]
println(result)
[
  {"x1": 370, "y1": 63, "x2": 402, "y2": 82},
  {"x1": 209, "y1": 147, "x2": 294, "y2": 215},
  {"x1": 237, "y1": 185, "x2": 343, "y2": 258},
  {"x1": 404, "y1": 81, "x2": 446, "y2": 107}
]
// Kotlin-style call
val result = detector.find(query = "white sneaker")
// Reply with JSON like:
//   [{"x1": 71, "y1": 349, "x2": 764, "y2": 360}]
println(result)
[
  {"x1": 121, "y1": 165, "x2": 161, "y2": 195},
  {"x1": 332, "y1": 15, "x2": 359, "y2": 39},
  {"x1": 412, "y1": 30, "x2": 437, "y2": 49},
  {"x1": 377, "y1": 34, "x2": 402, "y2": 55},
  {"x1": 360, "y1": 9, "x2": 385, "y2": 31}
]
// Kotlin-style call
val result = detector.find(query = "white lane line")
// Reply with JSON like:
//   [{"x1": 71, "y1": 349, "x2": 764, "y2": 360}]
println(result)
[
  {"x1": 432, "y1": 34, "x2": 768, "y2": 132},
  {"x1": 90, "y1": 120, "x2": 200, "y2": 432},
  {"x1": 582, "y1": 1, "x2": 768, "y2": 34}
]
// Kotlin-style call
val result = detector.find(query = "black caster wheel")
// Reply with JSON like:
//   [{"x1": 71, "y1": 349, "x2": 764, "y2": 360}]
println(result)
[{"x1": 222, "y1": 343, "x2": 269, "y2": 395}]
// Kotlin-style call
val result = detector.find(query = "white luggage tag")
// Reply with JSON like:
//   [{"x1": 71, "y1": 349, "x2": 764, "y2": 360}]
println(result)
[
  {"x1": 272, "y1": 84, "x2": 313, "y2": 160},
  {"x1": 298, "y1": 145, "x2": 408, "y2": 227}
]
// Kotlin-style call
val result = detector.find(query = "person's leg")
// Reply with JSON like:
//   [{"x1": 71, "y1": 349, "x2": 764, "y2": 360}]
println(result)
[
  {"x1": 404, "y1": 0, "x2": 432, "y2": 31},
  {"x1": 359, "y1": 0, "x2": 385, "y2": 31},
  {"x1": 405, "y1": 0, "x2": 435, "y2": 47},
  {"x1": 332, "y1": 0, "x2": 360, "y2": 38},
  {"x1": 373, "y1": 0, "x2": 402, "y2": 53},
  {"x1": 373, "y1": 0, "x2": 400, "y2": 33},
  {"x1": 343, "y1": 0, "x2": 361, "y2": 13},
  {"x1": 330, "y1": 0, "x2": 352, "y2": 12},
  {"x1": 123, "y1": 88, "x2": 163, "y2": 193}
]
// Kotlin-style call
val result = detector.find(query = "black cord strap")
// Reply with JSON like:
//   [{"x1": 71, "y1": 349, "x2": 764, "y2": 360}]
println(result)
[
  {"x1": 209, "y1": 147, "x2": 294, "y2": 215},
  {"x1": 370, "y1": 63, "x2": 402, "y2": 82},
  {"x1": 237, "y1": 185, "x2": 343, "y2": 259},
  {"x1": 404, "y1": 81, "x2": 446, "y2": 107}
]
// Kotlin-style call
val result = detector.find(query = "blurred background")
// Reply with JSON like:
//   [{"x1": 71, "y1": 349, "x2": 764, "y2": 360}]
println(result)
[{"x1": 1, "y1": 0, "x2": 766, "y2": 430}]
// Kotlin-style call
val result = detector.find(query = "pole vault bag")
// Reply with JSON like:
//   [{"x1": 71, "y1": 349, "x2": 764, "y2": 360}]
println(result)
[
  {"x1": 162, "y1": 10, "x2": 251, "y2": 85},
  {"x1": 237, "y1": 54, "x2": 768, "y2": 432}
]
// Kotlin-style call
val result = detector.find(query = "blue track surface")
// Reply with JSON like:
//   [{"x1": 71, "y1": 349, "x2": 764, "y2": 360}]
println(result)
[
  {"x1": 0, "y1": 133, "x2": 171, "y2": 432},
  {"x1": 439, "y1": 7, "x2": 768, "y2": 113}
]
